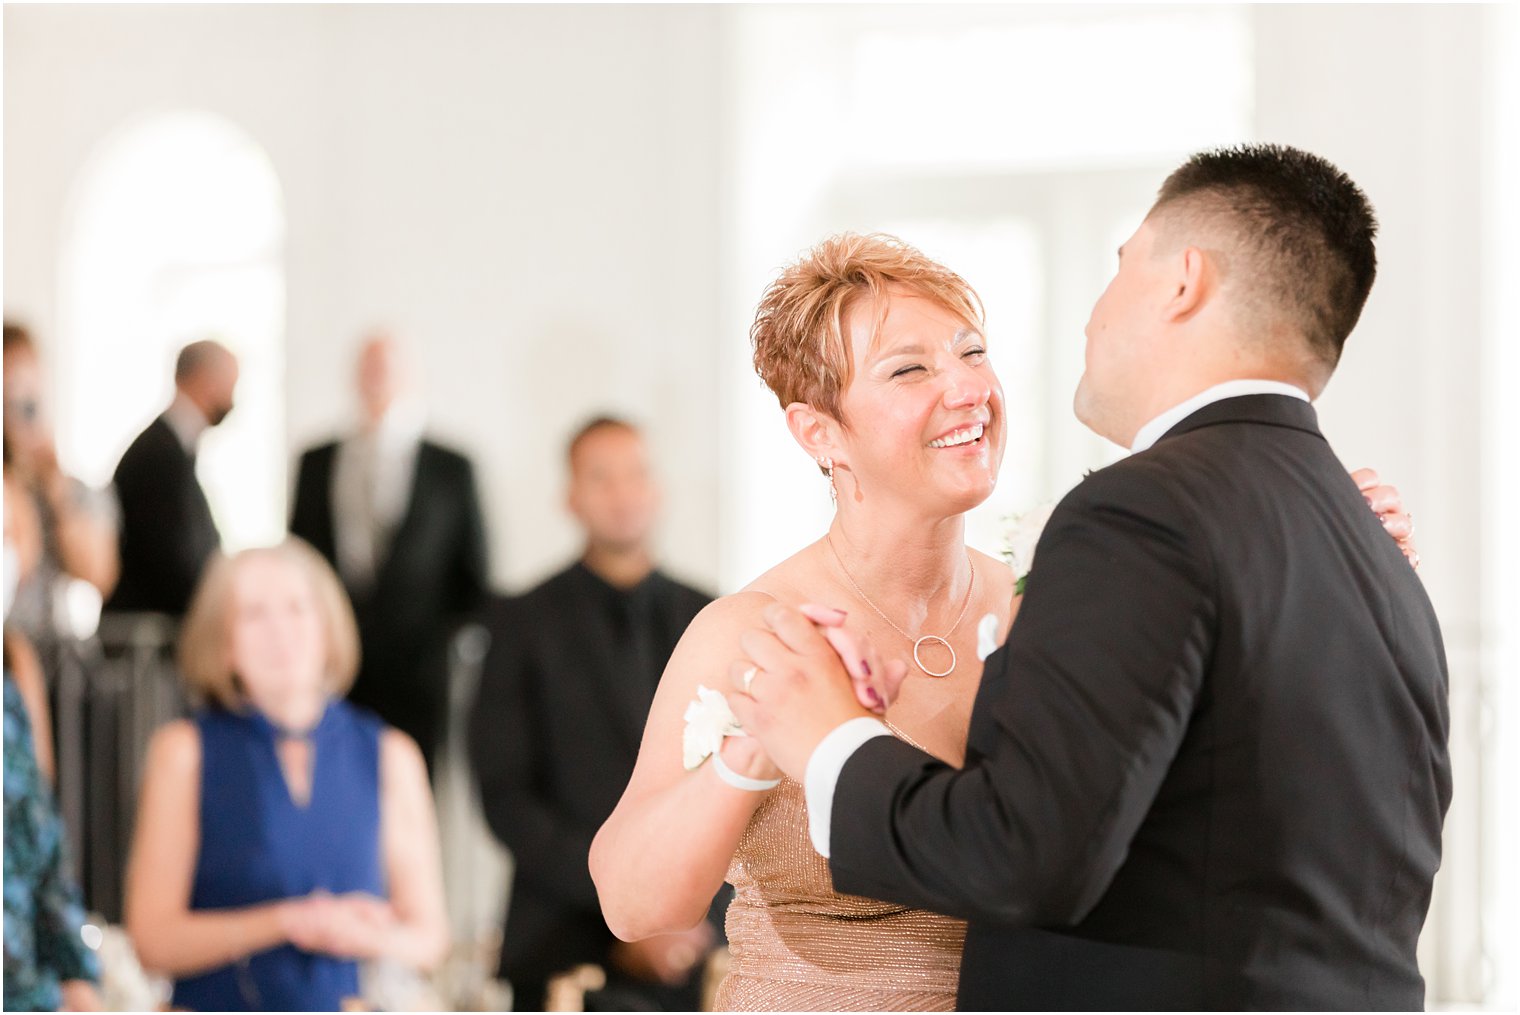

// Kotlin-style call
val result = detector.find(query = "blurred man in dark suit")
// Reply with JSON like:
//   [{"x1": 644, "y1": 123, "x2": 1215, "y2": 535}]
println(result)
[
  {"x1": 289, "y1": 332, "x2": 487, "y2": 775},
  {"x1": 107, "y1": 340, "x2": 236, "y2": 616},
  {"x1": 470, "y1": 417, "x2": 724, "y2": 1012}
]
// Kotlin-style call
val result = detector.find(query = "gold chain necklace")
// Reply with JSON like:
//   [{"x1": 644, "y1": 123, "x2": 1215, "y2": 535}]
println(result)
[{"x1": 825, "y1": 534, "x2": 976, "y2": 678}]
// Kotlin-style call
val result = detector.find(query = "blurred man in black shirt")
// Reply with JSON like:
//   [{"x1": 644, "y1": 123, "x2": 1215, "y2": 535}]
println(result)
[{"x1": 470, "y1": 417, "x2": 724, "y2": 1011}]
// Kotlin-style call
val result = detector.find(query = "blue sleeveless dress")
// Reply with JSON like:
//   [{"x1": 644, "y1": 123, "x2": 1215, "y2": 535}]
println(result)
[{"x1": 171, "y1": 700, "x2": 385, "y2": 1012}]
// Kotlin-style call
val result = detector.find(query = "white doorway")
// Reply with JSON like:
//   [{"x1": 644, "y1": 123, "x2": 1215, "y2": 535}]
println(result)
[{"x1": 57, "y1": 109, "x2": 287, "y2": 551}]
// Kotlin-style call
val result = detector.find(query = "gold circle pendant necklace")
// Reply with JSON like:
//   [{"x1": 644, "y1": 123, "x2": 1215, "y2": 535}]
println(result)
[{"x1": 825, "y1": 534, "x2": 976, "y2": 678}]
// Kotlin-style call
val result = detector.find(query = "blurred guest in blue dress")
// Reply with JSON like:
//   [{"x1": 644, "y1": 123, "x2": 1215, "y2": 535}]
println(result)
[{"x1": 123, "y1": 539, "x2": 448, "y2": 1011}]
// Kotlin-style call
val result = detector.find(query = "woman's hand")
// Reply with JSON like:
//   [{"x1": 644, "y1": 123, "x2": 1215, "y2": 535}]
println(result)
[
  {"x1": 797, "y1": 603, "x2": 911, "y2": 712},
  {"x1": 282, "y1": 892, "x2": 397, "y2": 961},
  {"x1": 718, "y1": 728, "x2": 782, "y2": 784},
  {"x1": 1352, "y1": 468, "x2": 1420, "y2": 570},
  {"x1": 609, "y1": 922, "x2": 716, "y2": 986}
]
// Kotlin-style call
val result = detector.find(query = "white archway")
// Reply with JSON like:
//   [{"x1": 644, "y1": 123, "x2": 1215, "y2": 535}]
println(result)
[{"x1": 58, "y1": 109, "x2": 286, "y2": 550}]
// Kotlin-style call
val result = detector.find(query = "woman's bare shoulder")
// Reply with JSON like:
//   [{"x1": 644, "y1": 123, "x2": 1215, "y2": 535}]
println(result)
[
  {"x1": 664, "y1": 551, "x2": 820, "y2": 679},
  {"x1": 147, "y1": 718, "x2": 200, "y2": 768},
  {"x1": 379, "y1": 725, "x2": 428, "y2": 777},
  {"x1": 140, "y1": 719, "x2": 201, "y2": 796},
  {"x1": 673, "y1": 590, "x2": 785, "y2": 669}
]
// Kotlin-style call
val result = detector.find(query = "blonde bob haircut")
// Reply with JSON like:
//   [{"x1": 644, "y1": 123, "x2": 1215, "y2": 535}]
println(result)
[
  {"x1": 177, "y1": 538, "x2": 361, "y2": 710},
  {"x1": 750, "y1": 232, "x2": 985, "y2": 425}
]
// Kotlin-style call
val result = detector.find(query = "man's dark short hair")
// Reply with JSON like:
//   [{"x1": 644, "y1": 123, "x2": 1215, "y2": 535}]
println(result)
[
  {"x1": 1152, "y1": 143, "x2": 1378, "y2": 369},
  {"x1": 566, "y1": 415, "x2": 640, "y2": 466}
]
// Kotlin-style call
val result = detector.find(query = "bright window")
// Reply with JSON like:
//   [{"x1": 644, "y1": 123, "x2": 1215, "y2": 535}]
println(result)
[{"x1": 58, "y1": 110, "x2": 286, "y2": 551}]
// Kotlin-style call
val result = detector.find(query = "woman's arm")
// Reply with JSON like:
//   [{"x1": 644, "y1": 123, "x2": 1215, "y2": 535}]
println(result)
[
  {"x1": 590, "y1": 592, "x2": 781, "y2": 942},
  {"x1": 372, "y1": 728, "x2": 450, "y2": 971},
  {"x1": 41, "y1": 468, "x2": 118, "y2": 597},
  {"x1": 124, "y1": 721, "x2": 298, "y2": 977}
]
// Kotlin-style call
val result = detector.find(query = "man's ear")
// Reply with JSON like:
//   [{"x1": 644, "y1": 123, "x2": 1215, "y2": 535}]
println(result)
[
  {"x1": 784, "y1": 402, "x2": 842, "y2": 468},
  {"x1": 1163, "y1": 245, "x2": 1211, "y2": 323}
]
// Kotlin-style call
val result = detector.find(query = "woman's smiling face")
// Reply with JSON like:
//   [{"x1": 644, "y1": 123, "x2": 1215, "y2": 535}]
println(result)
[{"x1": 832, "y1": 288, "x2": 1006, "y2": 516}]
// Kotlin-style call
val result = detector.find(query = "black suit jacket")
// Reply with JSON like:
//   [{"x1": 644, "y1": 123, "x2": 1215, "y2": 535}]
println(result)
[
  {"x1": 107, "y1": 415, "x2": 221, "y2": 615},
  {"x1": 289, "y1": 438, "x2": 488, "y2": 762},
  {"x1": 467, "y1": 563, "x2": 718, "y2": 1002},
  {"x1": 830, "y1": 395, "x2": 1450, "y2": 1010}
]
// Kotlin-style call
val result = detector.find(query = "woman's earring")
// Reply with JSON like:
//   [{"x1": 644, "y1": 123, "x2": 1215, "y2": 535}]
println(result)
[{"x1": 819, "y1": 457, "x2": 837, "y2": 503}]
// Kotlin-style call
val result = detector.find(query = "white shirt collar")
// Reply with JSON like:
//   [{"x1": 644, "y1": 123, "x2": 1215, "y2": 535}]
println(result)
[
  {"x1": 163, "y1": 392, "x2": 210, "y2": 453},
  {"x1": 1129, "y1": 380, "x2": 1310, "y2": 454}
]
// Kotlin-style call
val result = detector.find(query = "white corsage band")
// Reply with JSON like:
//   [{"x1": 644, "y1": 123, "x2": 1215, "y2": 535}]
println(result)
[
  {"x1": 712, "y1": 751, "x2": 782, "y2": 792},
  {"x1": 682, "y1": 684, "x2": 780, "y2": 791}
]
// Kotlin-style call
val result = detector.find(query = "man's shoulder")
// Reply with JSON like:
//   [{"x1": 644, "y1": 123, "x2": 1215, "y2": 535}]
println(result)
[
  {"x1": 480, "y1": 566, "x2": 585, "y2": 646},
  {"x1": 514, "y1": 563, "x2": 587, "y2": 610},
  {"x1": 115, "y1": 416, "x2": 182, "y2": 479},
  {"x1": 298, "y1": 439, "x2": 342, "y2": 463},
  {"x1": 418, "y1": 438, "x2": 475, "y2": 472},
  {"x1": 1063, "y1": 448, "x2": 1195, "y2": 514},
  {"x1": 122, "y1": 415, "x2": 173, "y2": 455},
  {"x1": 650, "y1": 569, "x2": 716, "y2": 613},
  {"x1": 293, "y1": 440, "x2": 341, "y2": 483}
]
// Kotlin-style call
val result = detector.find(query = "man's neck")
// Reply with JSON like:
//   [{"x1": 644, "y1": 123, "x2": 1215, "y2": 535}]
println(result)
[
  {"x1": 354, "y1": 400, "x2": 426, "y2": 464},
  {"x1": 164, "y1": 391, "x2": 210, "y2": 452},
  {"x1": 583, "y1": 545, "x2": 655, "y2": 590}
]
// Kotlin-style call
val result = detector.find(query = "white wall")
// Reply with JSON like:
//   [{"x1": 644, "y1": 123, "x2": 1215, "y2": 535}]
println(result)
[
  {"x1": 3, "y1": 3, "x2": 726, "y2": 592},
  {"x1": 1480, "y1": 5, "x2": 1520, "y2": 1008}
]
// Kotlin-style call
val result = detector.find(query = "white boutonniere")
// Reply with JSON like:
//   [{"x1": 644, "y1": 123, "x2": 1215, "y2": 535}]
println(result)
[
  {"x1": 1002, "y1": 502, "x2": 1055, "y2": 596},
  {"x1": 682, "y1": 684, "x2": 745, "y2": 771},
  {"x1": 976, "y1": 612, "x2": 1001, "y2": 661}
]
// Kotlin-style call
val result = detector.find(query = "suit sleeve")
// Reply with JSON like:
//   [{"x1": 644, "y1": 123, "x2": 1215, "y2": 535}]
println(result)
[
  {"x1": 829, "y1": 464, "x2": 1215, "y2": 927},
  {"x1": 450, "y1": 456, "x2": 489, "y2": 617},
  {"x1": 468, "y1": 599, "x2": 600, "y2": 910},
  {"x1": 288, "y1": 450, "x2": 321, "y2": 548}
]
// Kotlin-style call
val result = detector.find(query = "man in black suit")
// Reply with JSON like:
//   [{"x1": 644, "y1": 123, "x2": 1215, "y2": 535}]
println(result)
[
  {"x1": 469, "y1": 417, "x2": 723, "y2": 1011},
  {"x1": 732, "y1": 145, "x2": 1450, "y2": 1009},
  {"x1": 107, "y1": 340, "x2": 237, "y2": 616},
  {"x1": 289, "y1": 333, "x2": 487, "y2": 774}
]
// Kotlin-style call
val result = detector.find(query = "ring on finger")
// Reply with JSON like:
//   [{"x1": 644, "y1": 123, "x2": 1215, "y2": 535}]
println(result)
[{"x1": 741, "y1": 666, "x2": 758, "y2": 693}]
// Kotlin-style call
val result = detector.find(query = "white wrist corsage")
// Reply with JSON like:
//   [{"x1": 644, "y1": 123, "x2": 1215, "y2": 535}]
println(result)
[
  {"x1": 682, "y1": 685, "x2": 779, "y2": 791},
  {"x1": 682, "y1": 684, "x2": 743, "y2": 770},
  {"x1": 1002, "y1": 502, "x2": 1055, "y2": 597}
]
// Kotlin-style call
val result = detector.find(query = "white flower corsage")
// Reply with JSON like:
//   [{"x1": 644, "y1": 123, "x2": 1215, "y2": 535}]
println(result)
[
  {"x1": 976, "y1": 612, "x2": 1001, "y2": 661},
  {"x1": 682, "y1": 684, "x2": 745, "y2": 771},
  {"x1": 1002, "y1": 502, "x2": 1055, "y2": 596},
  {"x1": 682, "y1": 684, "x2": 781, "y2": 791}
]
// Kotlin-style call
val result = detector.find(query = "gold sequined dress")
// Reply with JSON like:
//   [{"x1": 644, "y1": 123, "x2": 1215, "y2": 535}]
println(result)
[{"x1": 713, "y1": 763, "x2": 966, "y2": 1011}]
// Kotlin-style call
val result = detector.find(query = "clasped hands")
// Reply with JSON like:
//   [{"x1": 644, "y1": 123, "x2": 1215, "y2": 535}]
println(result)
[
  {"x1": 725, "y1": 603, "x2": 906, "y2": 783},
  {"x1": 280, "y1": 890, "x2": 397, "y2": 960}
]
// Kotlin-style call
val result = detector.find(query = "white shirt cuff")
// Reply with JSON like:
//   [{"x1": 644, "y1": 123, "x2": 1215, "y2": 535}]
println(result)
[{"x1": 803, "y1": 716, "x2": 892, "y2": 858}]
